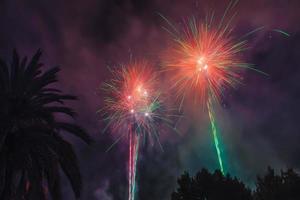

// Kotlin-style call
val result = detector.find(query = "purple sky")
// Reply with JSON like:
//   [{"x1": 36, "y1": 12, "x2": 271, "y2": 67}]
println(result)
[{"x1": 1, "y1": 0, "x2": 300, "y2": 199}]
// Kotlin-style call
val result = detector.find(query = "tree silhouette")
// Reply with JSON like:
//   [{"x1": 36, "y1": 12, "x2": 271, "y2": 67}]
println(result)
[
  {"x1": 0, "y1": 50, "x2": 91, "y2": 200},
  {"x1": 171, "y1": 169, "x2": 252, "y2": 200},
  {"x1": 254, "y1": 167, "x2": 300, "y2": 200},
  {"x1": 172, "y1": 167, "x2": 300, "y2": 200}
]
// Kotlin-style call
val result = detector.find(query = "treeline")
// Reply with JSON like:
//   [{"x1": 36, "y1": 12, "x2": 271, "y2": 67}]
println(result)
[{"x1": 171, "y1": 167, "x2": 300, "y2": 200}]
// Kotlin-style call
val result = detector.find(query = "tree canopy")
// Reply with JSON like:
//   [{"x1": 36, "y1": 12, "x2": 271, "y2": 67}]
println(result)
[{"x1": 172, "y1": 167, "x2": 300, "y2": 200}]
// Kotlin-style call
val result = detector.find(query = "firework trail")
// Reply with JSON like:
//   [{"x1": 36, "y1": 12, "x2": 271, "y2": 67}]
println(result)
[
  {"x1": 207, "y1": 100, "x2": 224, "y2": 173},
  {"x1": 129, "y1": 133, "x2": 140, "y2": 200},
  {"x1": 101, "y1": 61, "x2": 173, "y2": 200},
  {"x1": 160, "y1": 0, "x2": 269, "y2": 174}
]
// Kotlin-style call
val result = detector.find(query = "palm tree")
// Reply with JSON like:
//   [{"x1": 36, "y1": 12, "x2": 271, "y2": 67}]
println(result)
[{"x1": 0, "y1": 50, "x2": 91, "y2": 200}]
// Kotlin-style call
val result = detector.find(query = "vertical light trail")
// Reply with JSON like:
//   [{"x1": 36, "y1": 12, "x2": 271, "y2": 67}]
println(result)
[
  {"x1": 128, "y1": 131, "x2": 132, "y2": 200},
  {"x1": 128, "y1": 131, "x2": 140, "y2": 200},
  {"x1": 132, "y1": 134, "x2": 140, "y2": 200},
  {"x1": 207, "y1": 100, "x2": 225, "y2": 174}
]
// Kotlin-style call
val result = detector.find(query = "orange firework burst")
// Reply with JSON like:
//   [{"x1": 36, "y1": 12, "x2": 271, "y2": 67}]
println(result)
[
  {"x1": 161, "y1": 10, "x2": 260, "y2": 107},
  {"x1": 159, "y1": 0, "x2": 268, "y2": 174}
]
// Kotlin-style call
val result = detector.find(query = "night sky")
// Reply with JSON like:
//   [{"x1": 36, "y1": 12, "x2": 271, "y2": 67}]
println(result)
[{"x1": 1, "y1": 0, "x2": 300, "y2": 199}]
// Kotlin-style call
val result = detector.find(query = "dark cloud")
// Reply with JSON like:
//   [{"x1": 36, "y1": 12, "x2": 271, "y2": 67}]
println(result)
[{"x1": 1, "y1": 0, "x2": 300, "y2": 199}]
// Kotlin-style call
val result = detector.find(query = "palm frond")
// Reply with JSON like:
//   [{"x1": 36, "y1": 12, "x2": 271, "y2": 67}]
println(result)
[{"x1": 0, "y1": 49, "x2": 90, "y2": 200}]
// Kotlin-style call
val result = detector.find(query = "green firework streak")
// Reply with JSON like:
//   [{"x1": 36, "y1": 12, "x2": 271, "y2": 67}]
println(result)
[{"x1": 208, "y1": 102, "x2": 225, "y2": 175}]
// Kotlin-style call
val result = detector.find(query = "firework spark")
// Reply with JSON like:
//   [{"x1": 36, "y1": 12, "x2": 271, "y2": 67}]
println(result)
[
  {"x1": 161, "y1": 0, "x2": 266, "y2": 174},
  {"x1": 101, "y1": 61, "x2": 172, "y2": 200}
]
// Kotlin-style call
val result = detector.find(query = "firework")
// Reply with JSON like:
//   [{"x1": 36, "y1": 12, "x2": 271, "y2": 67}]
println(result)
[
  {"x1": 160, "y1": 0, "x2": 266, "y2": 174},
  {"x1": 101, "y1": 61, "x2": 171, "y2": 200}
]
